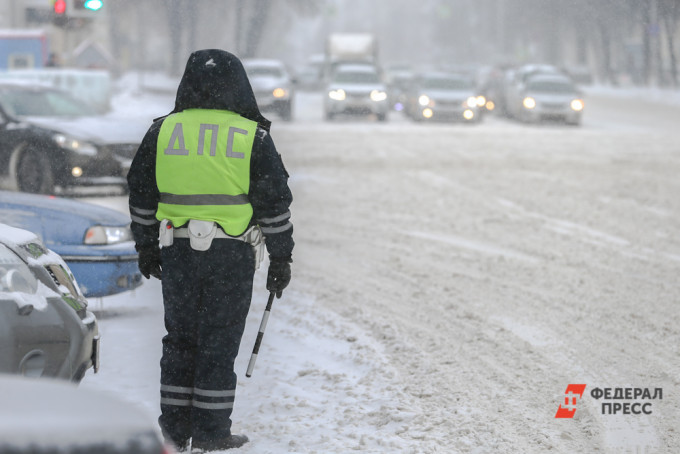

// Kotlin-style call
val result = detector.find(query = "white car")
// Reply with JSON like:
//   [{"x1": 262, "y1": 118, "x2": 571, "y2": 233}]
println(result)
[
  {"x1": 324, "y1": 64, "x2": 389, "y2": 121},
  {"x1": 243, "y1": 59, "x2": 295, "y2": 121},
  {"x1": 405, "y1": 72, "x2": 480, "y2": 123},
  {"x1": 514, "y1": 74, "x2": 584, "y2": 125},
  {"x1": 0, "y1": 223, "x2": 99, "y2": 382},
  {"x1": 0, "y1": 375, "x2": 172, "y2": 454}
]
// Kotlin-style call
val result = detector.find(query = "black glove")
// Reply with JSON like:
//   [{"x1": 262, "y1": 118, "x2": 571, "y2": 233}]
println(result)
[
  {"x1": 267, "y1": 256, "x2": 291, "y2": 298},
  {"x1": 137, "y1": 244, "x2": 162, "y2": 280}
]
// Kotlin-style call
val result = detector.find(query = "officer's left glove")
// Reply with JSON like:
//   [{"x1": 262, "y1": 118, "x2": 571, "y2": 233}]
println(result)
[
  {"x1": 267, "y1": 256, "x2": 291, "y2": 298},
  {"x1": 137, "y1": 244, "x2": 162, "y2": 280}
]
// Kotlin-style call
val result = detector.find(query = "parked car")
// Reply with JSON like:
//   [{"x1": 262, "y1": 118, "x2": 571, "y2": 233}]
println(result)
[
  {"x1": 512, "y1": 73, "x2": 584, "y2": 125},
  {"x1": 0, "y1": 375, "x2": 173, "y2": 454},
  {"x1": 405, "y1": 72, "x2": 480, "y2": 123},
  {"x1": 242, "y1": 58, "x2": 295, "y2": 121},
  {"x1": 324, "y1": 63, "x2": 389, "y2": 121},
  {"x1": 0, "y1": 190, "x2": 142, "y2": 298},
  {"x1": 0, "y1": 82, "x2": 143, "y2": 194},
  {"x1": 0, "y1": 223, "x2": 99, "y2": 382}
]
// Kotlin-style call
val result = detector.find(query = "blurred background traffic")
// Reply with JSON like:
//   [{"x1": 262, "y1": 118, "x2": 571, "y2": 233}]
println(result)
[{"x1": 0, "y1": 0, "x2": 676, "y2": 130}]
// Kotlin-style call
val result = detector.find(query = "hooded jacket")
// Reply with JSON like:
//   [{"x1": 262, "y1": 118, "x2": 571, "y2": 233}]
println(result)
[{"x1": 127, "y1": 49, "x2": 294, "y2": 259}]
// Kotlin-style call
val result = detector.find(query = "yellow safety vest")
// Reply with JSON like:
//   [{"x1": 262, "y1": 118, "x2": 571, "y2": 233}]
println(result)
[{"x1": 156, "y1": 109, "x2": 257, "y2": 236}]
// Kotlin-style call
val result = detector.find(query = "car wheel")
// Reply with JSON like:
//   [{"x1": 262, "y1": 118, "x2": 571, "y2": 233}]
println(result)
[
  {"x1": 377, "y1": 113, "x2": 388, "y2": 122},
  {"x1": 325, "y1": 111, "x2": 335, "y2": 121},
  {"x1": 17, "y1": 149, "x2": 55, "y2": 194}
]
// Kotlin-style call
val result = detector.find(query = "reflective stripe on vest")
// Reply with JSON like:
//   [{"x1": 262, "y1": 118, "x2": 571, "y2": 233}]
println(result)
[{"x1": 156, "y1": 109, "x2": 257, "y2": 236}]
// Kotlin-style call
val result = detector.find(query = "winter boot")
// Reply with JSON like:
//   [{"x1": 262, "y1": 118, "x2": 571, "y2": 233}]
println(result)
[{"x1": 191, "y1": 434, "x2": 249, "y2": 452}]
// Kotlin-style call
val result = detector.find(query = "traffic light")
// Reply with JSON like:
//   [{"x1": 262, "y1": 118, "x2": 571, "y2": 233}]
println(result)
[
  {"x1": 74, "y1": 0, "x2": 103, "y2": 11},
  {"x1": 53, "y1": 0, "x2": 66, "y2": 15},
  {"x1": 53, "y1": 0, "x2": 68, "y2": 26}
]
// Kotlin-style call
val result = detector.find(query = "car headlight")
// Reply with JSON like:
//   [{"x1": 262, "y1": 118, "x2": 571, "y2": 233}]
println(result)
[
  {"x1": 370, "y1": 90, "x2": 387, "y2": 102},
  {"x1": 523, "y1": 97, "x2": 536, "y2": 109},
  {"x1": 418, "y1": 95, "x2": 431, "y2": 106},
  {"x1": 570, "y1": 99, "x2": 584, "y2": 111},
  {"x1": 272, "y1": 88, "x2": 288, "y2": 98},
  {"x1": 328, "y1": 89, "x2": 346, "y2": 101},
  {"x1": 84, "y1": 225, "x2": 133, "y2": 245},
  {"x1": 466, "y1": 97, "x2": 477, "y2": 108},
  {"x1": 53, "y1": 134, "x2": 97, "y2": 156},
  {"x1": 476, "y1": 95, "x2": 486, "y2": 107}
]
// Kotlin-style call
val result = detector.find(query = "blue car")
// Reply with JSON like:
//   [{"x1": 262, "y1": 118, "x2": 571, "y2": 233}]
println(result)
[{"x1": 0, "y1": 191, "x2": 142, "y2": 297}]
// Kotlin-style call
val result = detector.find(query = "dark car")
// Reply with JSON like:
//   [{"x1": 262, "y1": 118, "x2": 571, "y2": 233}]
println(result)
[
  {"x1": 0, "y1": 190, "x2": 142, "y2": 298},
  {"x1": 0, "y1": 223, "x2": 99, "y2": 382},
  {"x1": 0, "y1": 82, "x2": 142, "y2": 194},
  {"x1": 0, "y1": 375, "x2": 173, "y2": 454}
]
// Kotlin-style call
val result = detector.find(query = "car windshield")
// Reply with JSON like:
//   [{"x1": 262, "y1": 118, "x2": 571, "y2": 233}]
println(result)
[
  {"x1": 246, "y1": 67, "x2": 284, "y2": 78},
  {"x1": 422, "y1": 77, "x2": 472, "y2": 90},
  {"x1": 334, "y1": 71, "x2": 380, "y2": 84},
  {"x1": 0, "y1": 89, "x2": 98, "y2": 117},
  {"x1": 0, "y1": 245, "x2": 38, "y2": 294},
  {"x1": 526, "y1": 80, "x2": 576, "y2": 94}
]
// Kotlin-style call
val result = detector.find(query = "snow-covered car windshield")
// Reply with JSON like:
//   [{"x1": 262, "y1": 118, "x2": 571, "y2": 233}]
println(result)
[
  {"x1": 0, "y1": 89, "x2": 97, "y2": 117},
  {"x1": 526, "y1": 80, "x2": 576, "y2": 94},
  {"x1": 422, "y1": 77, "x2": 473, "y2": 90},
  {"x1": 334, "y1": 71, "x2": 380, "y2": 84}
]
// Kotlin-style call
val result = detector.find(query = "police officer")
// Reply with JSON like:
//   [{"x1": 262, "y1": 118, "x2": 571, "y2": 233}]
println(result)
[{"x1": 127, "y1": 49, "x2": 293, "y2": 452}]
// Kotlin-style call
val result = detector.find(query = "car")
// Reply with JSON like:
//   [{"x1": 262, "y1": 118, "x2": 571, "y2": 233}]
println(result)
[
  {"x1": 503, "y1": 64, "x2": 564, "y2": 119},
  {"x1": 0, "y1": 223, "x2": 99, "y2": 382},
  {"x1": 323, "y1": 63, "x2": 389, "y2": 121},
  {"x1": 242, "y1": 58, "x2": 295, "y2": 121},
  {"x1": 0, "y1": 81, "x2": 143, "y2": 195},
  {"x1": 0, "y1": 190, "x2": 142, "y2": 298},
  {"x1": 0, "y1": 375, "x2": 173, "y2": 454},
  {"x1": 512, "y1": 73, "x2": 584, "y2": 125},
  {"x1": 405, "y1": 72, "x2": 480, "y2": 123}
]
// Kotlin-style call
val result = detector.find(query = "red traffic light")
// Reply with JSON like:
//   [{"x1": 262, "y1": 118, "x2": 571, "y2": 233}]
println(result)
[{"x1": 54, "y1": 0, "x2": 67, "y2": 14}]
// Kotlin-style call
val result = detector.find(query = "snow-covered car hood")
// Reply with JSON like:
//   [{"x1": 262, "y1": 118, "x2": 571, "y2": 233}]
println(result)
[
  {"x1": 20, "y1": 115, "x2": 148, "y2": 145},
  {"x1": 0, "y1": 223, "x2": 78, "y2": 309}
]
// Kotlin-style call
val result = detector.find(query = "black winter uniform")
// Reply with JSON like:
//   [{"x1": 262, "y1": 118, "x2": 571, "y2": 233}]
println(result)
[{"x1": 127, "y1": 49, "x2": 294, "y2": 450}]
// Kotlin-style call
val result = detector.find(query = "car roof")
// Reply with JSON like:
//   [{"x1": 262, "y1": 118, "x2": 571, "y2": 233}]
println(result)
[
  {"x1": 0, "y1": 375, "x2": 162, "y2": 450},
  {"x1": 526, "y1": 73, "x2": 574, "y2": 84}
]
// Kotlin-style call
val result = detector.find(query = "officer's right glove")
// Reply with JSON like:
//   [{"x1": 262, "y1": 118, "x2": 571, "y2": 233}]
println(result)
[
  {"x1": 137, "y1": 244, "x2": 162, "y2": 280},
  {"x1": 267, "y1": 256, "x2": 291, "y2": 298}
]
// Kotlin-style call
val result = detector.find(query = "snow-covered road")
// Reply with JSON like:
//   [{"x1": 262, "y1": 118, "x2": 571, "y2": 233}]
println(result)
[{"x1": 80, "y1": 86, "x2": 679, "y2": 453}]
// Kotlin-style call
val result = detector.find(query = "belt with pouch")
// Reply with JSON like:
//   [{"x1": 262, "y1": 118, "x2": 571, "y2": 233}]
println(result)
[{"x1": 160, "y1": 219, "x2": 264, "y2": 269}]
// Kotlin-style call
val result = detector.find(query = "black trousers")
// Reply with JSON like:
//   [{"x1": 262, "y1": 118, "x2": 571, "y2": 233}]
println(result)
[{"x1": 158, "y1": 238, "x2": 255, "y2": 445}]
